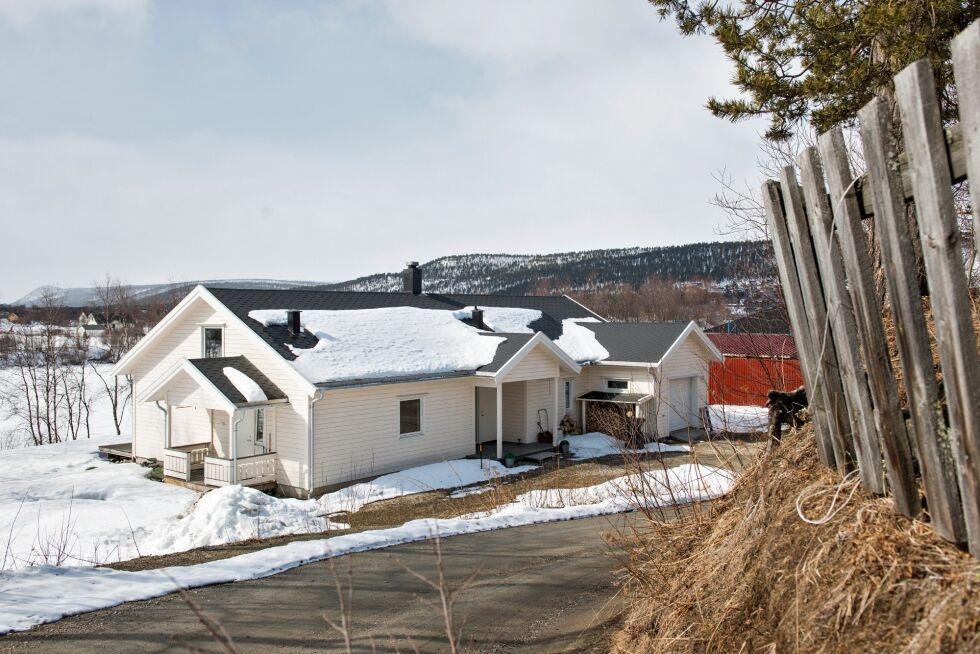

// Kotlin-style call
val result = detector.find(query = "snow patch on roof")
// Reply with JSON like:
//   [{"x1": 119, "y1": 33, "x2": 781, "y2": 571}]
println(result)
[
  {"x1": 222, "y1": 367, "x2": 267, "y2": 403},
  {"x1": 451, "y1": 306, "x2": 542, "y2": 333},
  {"x1": 248, "y1": 307, "x2": 505, "y2": 384},
  {"x1": 554, "y1": 319, "x2": 609, "y2": 363}
]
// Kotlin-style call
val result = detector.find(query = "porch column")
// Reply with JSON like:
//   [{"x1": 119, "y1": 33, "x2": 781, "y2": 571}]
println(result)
[
  {"x1": 553, "y1": 376, "x2": 561, "y2": 445},
  {"x1": 165, "y1": 401, "x2": 172, "y2": 449},
  {"x1": 581, "y1": 400, "x2": 588, "y2": 434},
  {"x1": 496, "y1": 383, "x2": 503, "y2": 459},
  {"x1": 230, "y1": 409, "x2": 239, "y2": 485}
]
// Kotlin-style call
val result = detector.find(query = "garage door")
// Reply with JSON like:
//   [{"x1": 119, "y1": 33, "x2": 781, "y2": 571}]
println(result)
[{"x1": 668, "y1": 377, "x2": 695, "y2": 432}]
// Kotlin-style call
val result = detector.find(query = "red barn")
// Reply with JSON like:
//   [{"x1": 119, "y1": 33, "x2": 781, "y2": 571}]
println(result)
[{"x1": 706, "y1": 333, "x2": 803, "y2": 406}]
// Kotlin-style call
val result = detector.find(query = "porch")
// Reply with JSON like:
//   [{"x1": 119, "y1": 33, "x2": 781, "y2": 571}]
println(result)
[
  {"x1": 163, "y1": 442, "x2": 277, "y2": 490},
  {"x1": 139, "y1": 355, "x2": 289, "y2": 491}
]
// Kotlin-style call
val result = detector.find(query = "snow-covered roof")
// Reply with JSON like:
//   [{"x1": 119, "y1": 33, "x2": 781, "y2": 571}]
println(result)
[{"x1": 249, "y1": 307, "x2": 508, "y2": 385}]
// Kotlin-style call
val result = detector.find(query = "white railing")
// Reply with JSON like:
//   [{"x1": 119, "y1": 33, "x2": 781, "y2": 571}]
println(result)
[
  {"x1": 163, "y1": 443, "x2": 210, "y2": 481},
  {"x1": 204, "y1": 452, "x2": 277, "y2": 487}
]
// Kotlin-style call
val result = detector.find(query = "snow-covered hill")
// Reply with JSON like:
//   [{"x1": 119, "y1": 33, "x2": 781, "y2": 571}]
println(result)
[{"x1": 13, "y1": 279, "x2": 328, "y2": 307}]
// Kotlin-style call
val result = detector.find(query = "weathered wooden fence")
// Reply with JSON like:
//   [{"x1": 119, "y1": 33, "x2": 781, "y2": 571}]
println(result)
[{"x1": 763, "y1": 18, "x2": 980, "y2": 557}]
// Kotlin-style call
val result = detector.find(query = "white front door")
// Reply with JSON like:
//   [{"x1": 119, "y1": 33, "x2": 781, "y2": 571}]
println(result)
[
  {"x1": 476, "y1": 387, "x2": 497, "y2": 443},
  {"x1": 668, "y1": 377, "x2": 694, "y2": 432},
  {"x1": 235, "y1": 408, "x2": 271, "y2": 458}
]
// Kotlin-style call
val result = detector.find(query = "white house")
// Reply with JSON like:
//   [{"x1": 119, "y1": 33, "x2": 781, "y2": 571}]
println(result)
[{"x1": 110, "y1": 263, "x2": 722, "y2": 498}]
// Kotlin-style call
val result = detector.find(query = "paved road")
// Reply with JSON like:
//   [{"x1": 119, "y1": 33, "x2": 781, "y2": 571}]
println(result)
[{"x1": 0, "y1": 514, "x2": 637, "y2": 653}]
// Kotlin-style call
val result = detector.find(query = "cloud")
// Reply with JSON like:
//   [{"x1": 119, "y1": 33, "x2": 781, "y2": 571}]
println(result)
[{"x1": 0, "y1": 0, "x2": 147, "y2": 29}]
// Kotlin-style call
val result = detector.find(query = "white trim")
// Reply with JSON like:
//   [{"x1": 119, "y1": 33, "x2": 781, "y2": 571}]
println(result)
[
  {"x1": 594, "y1": 360, "x2": 662, "y2": 367},
  {"x1": 493, "y1": 332, "x2": 582, "y2": 380},
  {"x1": 561, "y1": 294, "x2": 608, "y2": 322},
  {"x1": 398, "y1": 396, "x2": 425, "y2": 438},
  {"x1": 603, "y1": 377, "x2": 630, "y2": 393}
]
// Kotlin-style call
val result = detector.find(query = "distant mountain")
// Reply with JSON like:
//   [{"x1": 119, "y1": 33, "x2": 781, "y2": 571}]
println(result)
[
  {"x1": 11, "y1": 241, "x2": 773, "y2": 308},
  {"x1": 12, "y1": 279, "x2": 329, "y2": 308},
  {"x1": 318, "y1": 241, "x2": 774, "y2": 294}
]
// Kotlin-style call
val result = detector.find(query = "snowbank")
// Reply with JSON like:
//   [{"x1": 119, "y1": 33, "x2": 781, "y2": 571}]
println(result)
[
  {"x1": 0, "y1": 464, "x2": 733, "y2": 634},
  {"x1": 565, "y1": 432, "x2": 689, "y2": 460},
  {"x1": 317, "y1": 459, "x2": 535, "y2": 515},
  {"x1": 141, "y1": 486, "x2": 337, "y2": 555},
  {"x1": 248, "y1": 307, "x2": 504, "y2": 383},
  {"x1": 708, "y1": 405, "x2": 768, "y2": 434},
  {"x1": 554, "y1": 319, "x2": 609, "y2": 362},
  {"x1": 451, "y1": 306, "x2": 542, "y2": 333},
  {"x1": 223, "y1": 367, "x2": 266, "y2": 402}
]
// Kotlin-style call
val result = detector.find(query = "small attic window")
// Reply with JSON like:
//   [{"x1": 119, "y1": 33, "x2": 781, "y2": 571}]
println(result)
[{"x1": 202, "y1": 327, "x2": 223, "y2": 358}]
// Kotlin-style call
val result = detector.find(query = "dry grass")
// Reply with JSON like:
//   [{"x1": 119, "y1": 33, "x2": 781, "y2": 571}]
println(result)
[{"x1": 610, "y1": 425, "x2": 980, "y2": 653}]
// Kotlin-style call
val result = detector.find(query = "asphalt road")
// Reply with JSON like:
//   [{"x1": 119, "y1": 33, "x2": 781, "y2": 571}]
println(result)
[{"x1": 0, "y1": 513, "x2": 638, "y2": 653}]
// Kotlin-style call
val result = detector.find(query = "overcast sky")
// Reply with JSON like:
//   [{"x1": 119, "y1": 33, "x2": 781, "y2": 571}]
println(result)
[{"x1": 0, "y1": 0, "x2": 764, "y2": 302}]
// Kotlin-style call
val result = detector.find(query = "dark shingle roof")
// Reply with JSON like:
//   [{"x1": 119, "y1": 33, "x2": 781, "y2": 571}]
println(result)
[
  {"x1": 188, "y1": 355, "x2": 287, "y2": 405},
  {"x1": 577, "y1": 391, "x2": 652, "y2": 403},
  {"x1": 475, "y1": 333, "x2": 534, "y2": 373},
  {"x1": 205, "y1": 287, "x2": 602, "y2": 360},
  {"x1": 580, "y1": 322, "x2": 690, "y2": 364}
]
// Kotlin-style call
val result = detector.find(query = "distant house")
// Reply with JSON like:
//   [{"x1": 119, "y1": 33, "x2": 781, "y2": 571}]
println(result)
[
  {"x1": 706, "y1": 332, "x2": 803, "y2": 407},
  {"x1": 110, "y1": 262, "x2": 721, "y2": 497}
]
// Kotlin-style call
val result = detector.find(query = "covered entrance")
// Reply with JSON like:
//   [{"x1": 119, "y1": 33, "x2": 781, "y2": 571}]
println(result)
[
  {"x1": 472, "y1": 333, "x2": 582, "y2": 459},
  {"x1": 138, "y1": 355, "x2": 288, "y2": 490}
]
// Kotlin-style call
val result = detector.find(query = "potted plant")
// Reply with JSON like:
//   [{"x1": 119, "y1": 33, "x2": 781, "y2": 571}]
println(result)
[
  {"x1": 559, "y1": 439, "x2": 570, "y2": 455},
  {"x1": 504, "y1": 452, "x2": 516, "y2": 468}
]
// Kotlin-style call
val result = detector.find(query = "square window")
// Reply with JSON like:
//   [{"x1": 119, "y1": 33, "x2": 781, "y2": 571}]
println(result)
[
  {"x1": 399, "y1": 398, "x2": 422, "y2": 436},
  {"x1": 203, "y1": 327, "x2": 223, "y2": 358}
]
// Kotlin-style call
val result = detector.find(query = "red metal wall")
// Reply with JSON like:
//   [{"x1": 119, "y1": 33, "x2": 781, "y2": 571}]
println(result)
[{"x1": 709, "y1": 357, "x2": 804, "y2": 406}]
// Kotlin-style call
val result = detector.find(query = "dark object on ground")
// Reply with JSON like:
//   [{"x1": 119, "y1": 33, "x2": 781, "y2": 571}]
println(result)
[{"x1": 766, "y1": 386, "x2": 807, "y2": 441}]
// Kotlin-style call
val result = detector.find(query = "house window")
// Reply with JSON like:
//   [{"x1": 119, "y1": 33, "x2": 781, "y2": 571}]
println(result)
[
  {"x1": 255, "y1": 408, "x2": 265, "y2": 445},
  {"x1": 606, "y1": 379, "x2": 629, "y2": 393},
  {"x1": 202, "y1": 327, "x2": 223, "y2": 358},
  {"x1": 564, "y1": 381, "x2": 572, "y2": 410},
  {"x1": 399, "y1": 398, "x2": 423, "y2": 436}
]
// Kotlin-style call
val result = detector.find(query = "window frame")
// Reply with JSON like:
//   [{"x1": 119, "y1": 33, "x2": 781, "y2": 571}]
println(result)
[
  {"x1": 564, "y1": 380, "x2": 572, "y2": 411},
  {"x1": 398, "y1": 396, "x2": 425, "y2": 438},
  {"x1": 201, "y1": 325, "x2": 224, "y2": 359},
  {"x1": 605, "y1": 378, "x2": 630, "y2": 394}
]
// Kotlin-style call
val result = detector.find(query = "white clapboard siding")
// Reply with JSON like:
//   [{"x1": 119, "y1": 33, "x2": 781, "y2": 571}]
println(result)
[
  {"x1": 130, "y1": 296, "x2": 311, "y2": 489},
  {"x1": 657, "y1": 334, "x2": 711, "y2": 436},
  {"x1": 500, "y1": 346, "x2": 560, "y2": 382},
  {"x1": 502, "y1": 381, "x2": 526, "y2": 441},
  {"x1": 524, "y1": 378, "x2": 555, "y2": 442},
  {"x1": 312, "y1": 377, "x2": 477, "y2": 491}
]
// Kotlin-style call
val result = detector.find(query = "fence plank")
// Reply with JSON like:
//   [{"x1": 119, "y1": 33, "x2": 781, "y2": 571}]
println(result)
[
  {"x1": 763, "y1": 180, "x2": 837, "y2": 468},
  {"x1": 778, "y1": 167, "x2": 858, "y2": 472},
  {"x1": 952, "y1": 21, "x2": 980, "y2": 259},
  {"x1": 858, "y1": 97, "x2": 966, "y2": 543},
  {"x1": 896, "y1": 59, "x2": 980, "y2": 556},
  {"x1": 818, "y1": 128, "x2": 921, "y2": 516},
  {"x1": 796, "y1": 149, "x2": 885, "y2": 494}
]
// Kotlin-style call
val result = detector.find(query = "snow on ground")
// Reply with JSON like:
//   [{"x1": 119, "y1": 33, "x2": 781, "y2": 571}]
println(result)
[
  {"x1": 565, "y1": 432, "x2": 689, "y2": 460},
  {"x1": 0, "y1": 464, "x2": 734, "y2": 634},
  {"x1": 708, "y1": 404, "x2": 769, "y2": 434},
  {"x1": 316, "y1": 459, "x2": 536, "y2": 515},
  {"x1": 451, "y1": 306, "x2": 542, "y2": 333},
  {"x1": 0, "y1": 434, "x2": 197, "y2": 569},
  {"x1": 554, "y1": 319, "x2": 609, "y2": 362},
  {"x1": 222, "y1": 367, "x2": 267, "y2": 402},
  {"x1": 248, "y1": 307, "x2": 505, "y2": 383}
]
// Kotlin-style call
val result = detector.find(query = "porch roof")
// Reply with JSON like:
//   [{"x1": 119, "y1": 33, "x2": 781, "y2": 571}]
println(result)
[
  {"x1": 188, "y1": 356, "x2": 288, "y2": 405},
  {"x1": 578, "y1": 390, "x2": 653, "y2": 404}
]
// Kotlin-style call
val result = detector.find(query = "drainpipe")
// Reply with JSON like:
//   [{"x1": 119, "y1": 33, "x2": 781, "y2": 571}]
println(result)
[
  {"x1": 155, "y1": 401, "x2": 169, "y2": 449},
  {"x1": 308, "y1": 390, "x2": 327, "y2": 497},
  {"x1": 231, "y1": 409, "x2": 246, "y2": 485}
]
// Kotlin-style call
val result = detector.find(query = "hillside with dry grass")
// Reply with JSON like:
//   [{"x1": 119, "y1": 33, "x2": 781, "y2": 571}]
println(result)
[{"x1": 611, "y1": 426, "x2": 980, "y2": 652}]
